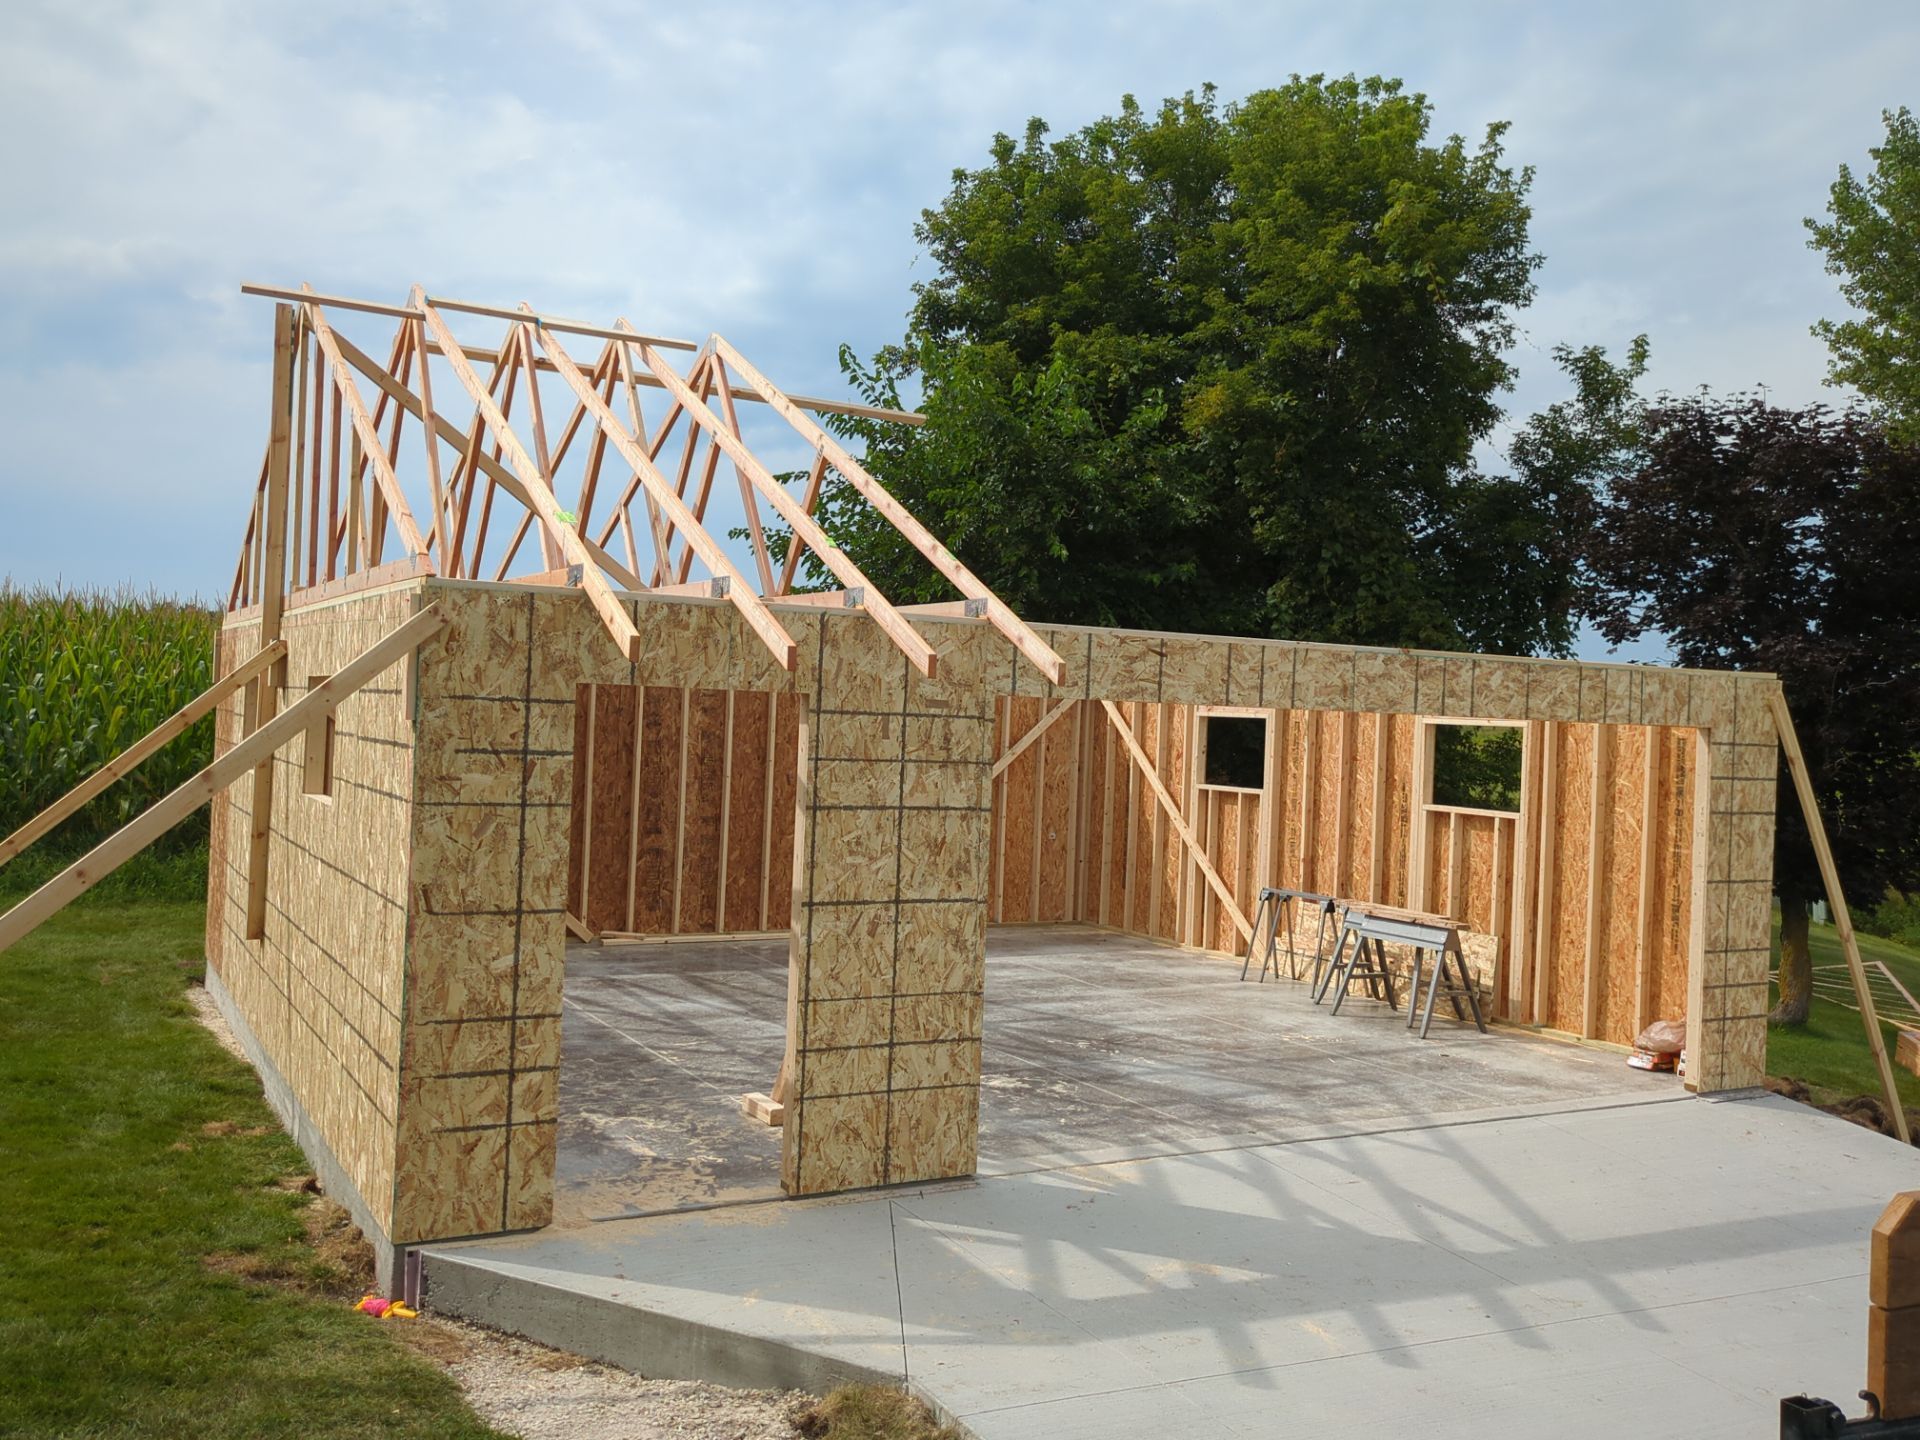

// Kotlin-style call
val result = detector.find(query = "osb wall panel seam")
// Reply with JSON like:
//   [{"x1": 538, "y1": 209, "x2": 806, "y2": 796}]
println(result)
[
  {"x1": 396, "y1": 584, "x2": 604, "y2": 1242},
  {"x1": 206, "y1": 584, "x2": 421, "y2": 1234},
  {"x1": 785, "y1": 610, "x2": 992, "y2": 1197}
]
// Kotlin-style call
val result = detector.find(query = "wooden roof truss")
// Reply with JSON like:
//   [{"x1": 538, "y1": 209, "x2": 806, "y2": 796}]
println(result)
[{"x1": 231, "y1": 285, "x2": 1067, "y2": 683}]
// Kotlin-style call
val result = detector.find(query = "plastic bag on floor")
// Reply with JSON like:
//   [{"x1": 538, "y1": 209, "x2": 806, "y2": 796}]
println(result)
[{"x1": 1635, "y1": 1019, "x2": 1686, "y2": 1054}]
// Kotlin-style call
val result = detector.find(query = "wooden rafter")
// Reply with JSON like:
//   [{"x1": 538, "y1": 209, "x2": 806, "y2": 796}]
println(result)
[
  {"x1": 301, "y1": 291, "x2": 431, "y2": 564},
  {"x1": 526, "y1": 320, "x2": 797, "y2": 669},
  {"x1": 622, "y1": 323, "x2": 936, "y2": 678},
  {"x1": 711, "y1": 335, "x2": 1067, "y2": 685},
  {"x1": 233, "y1": 284, "x2": 1060, "y2": 692},
  {"x1": 414, "y1": 296, "x2": 641, "y2": 658}
]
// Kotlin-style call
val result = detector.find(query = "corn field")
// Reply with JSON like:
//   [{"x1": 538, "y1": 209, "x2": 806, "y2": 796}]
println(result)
[{"x1": 0, "y1": 586, "x2": 218, "y2": 853}]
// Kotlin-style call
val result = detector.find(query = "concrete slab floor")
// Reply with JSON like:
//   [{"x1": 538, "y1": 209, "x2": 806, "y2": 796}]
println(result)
[
  {"x1": 430, "y1": 1094, "x2": 1920, "y2": 1439},
  {"x1": 555, "y1": 925, "x2": 1673, "y2": 1224}
]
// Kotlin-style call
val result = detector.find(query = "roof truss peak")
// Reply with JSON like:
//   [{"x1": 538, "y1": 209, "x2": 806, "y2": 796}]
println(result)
[{"x1": 233, "y1": 283, "x2": 1067, "y2": 685}]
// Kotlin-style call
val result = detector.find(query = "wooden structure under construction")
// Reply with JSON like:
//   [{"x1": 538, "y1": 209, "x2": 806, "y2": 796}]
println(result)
[{"x1": 12, "y1": 283, "x2": 1901, "y2": 1291}]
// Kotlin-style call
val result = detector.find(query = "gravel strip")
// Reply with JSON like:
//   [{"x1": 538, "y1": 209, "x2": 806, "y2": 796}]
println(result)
[
  {"x1": 187, "y1": 982, "x2": 249, "y2": 1061},
  {"x1": 406, "y1": 1315, "x2": 803, "y2": 1440}
]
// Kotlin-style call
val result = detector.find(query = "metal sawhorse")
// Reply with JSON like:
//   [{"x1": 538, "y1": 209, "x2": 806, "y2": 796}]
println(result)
[
  {"x1": 1384, "y1": 914, "x2": 1488, "y2": 1038},
  {"x1": 1315, "y1": 907, "x2": 1398, "y2": 1010},
  {"x1": 1322, "y1": 910, "x2": 1489, "y2": 1038},
  {"x1": 1240, "y1": 888, "x2": 1338, "y2": 985}
]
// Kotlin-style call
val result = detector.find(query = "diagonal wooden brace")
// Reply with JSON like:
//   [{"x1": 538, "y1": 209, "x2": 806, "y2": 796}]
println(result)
[
  {"x1": 0, "y1": 606, "x2": 449, "y2": 954},
  {"x1": 1101, "y1": 700, "x2": 1253, "y2": 945}
]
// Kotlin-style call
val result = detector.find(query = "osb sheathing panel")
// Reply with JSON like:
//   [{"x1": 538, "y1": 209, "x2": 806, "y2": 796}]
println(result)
[
  {"x1": 995, "y1": 696, "x2": 1040, "y2": 923},
  {"x1": 590, "y1": 685, "x2": 640, "y2": 933},
  {"x1": 1648, "y1": 730, "x2": 1696, "y2": 1025},
  {"x1": 1127, "y1": 705, "x2": 1156, "y2": 936},
  {"x1": 1382, "y1": 715, "x2": 1417, "y2": 908},
  {"x1": 1546, "y1": 723, "x2": 1597, "y2": 1034},
  {"x1": 1162, "y1": 709, "x2": 1190, "y2": 943},
  {"x1": 207, "y1": 582, "x2": 422, "y2": 1237},
  {"x1": 678, "y1": 689, "x2": 729, "y2": 932},
  {"x1": 633, "y1": 688, "x2": 684, "y2": 934},
  {"x1": 1037, "y1": 705, "x2": 1075, "y2": 920},
  {"x1": 1599, "y1": 726, "x2": 1650, "y2": 1044},
  {"x1": 722, "y1": 692, "x2": 770, "y2": 932},
  {"x1": 1347, "y1": 716, "x2": 1379, "y2": 900},
  {"x1": 778, "y1": 607, "x2": 993, "y2": 1197},
  {"x1": 399, "y1": 583, "x2": 590, "y2": 1241}
]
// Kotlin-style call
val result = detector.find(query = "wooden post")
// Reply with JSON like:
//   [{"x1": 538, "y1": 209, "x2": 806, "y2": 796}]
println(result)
[
  {"x1": 1368, "y1": 714, "x2": 1389, "y2": 902},
  {"x1": 1533, "y1": 724, "x2": 1561, "y2": 1023},
  {"x1": 245, "y1": 304, "x2": 297, "y2": 941},
  {"x1": 1769, "y1": 688, "x2": 1910, "y2": 1143},
  {"x1": 1870, "y1": 1191, "x2": 1920, "y2": 1418},
  {"x1": 1582, "y1": 724, "x2": 1614, "y2": 1039},
  {"x1": 1633, "y1": 729, "x2": 1661, "y2": 1036},
  {"x1": 1406, "y1": 719, "x2": 1432, "y2": 911}
]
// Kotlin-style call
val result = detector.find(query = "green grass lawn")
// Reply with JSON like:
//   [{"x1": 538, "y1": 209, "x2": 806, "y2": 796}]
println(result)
[
  {"x1": 0, "y1": 895, "x2": 508, "y2": 1440},
  {"x1": 1768, "y1": 913, "x2": 1920, "y2": 1114},
  {"x1": 3, "y1": 879, "x2": 1909, "y2": 1436}
]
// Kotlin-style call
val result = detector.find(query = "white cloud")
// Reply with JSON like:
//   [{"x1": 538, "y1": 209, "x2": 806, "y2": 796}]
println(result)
[{"x1": 0, "y1": 0, "x2": 1914, "y2": 661}]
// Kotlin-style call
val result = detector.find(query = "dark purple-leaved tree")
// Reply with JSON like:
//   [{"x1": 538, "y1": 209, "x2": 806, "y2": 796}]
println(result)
[{"x1": 1582, "y1": 395, "x2": 1920, "y2": 1024}]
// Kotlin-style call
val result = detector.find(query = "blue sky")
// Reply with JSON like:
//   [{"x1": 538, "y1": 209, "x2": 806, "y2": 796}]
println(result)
[{"x1": 1, "y1": 0, "x2": 1912, "y2": 662}]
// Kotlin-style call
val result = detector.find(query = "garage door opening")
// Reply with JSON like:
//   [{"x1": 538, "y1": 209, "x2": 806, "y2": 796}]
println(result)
[{"x1": 555, "y1": 683, "x2": 801, "y2": 1223}]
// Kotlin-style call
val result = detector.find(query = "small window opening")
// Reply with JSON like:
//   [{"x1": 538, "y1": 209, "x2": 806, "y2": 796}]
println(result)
[
  {"x1": 301, "y1": 675, "x2": 334, "y2": 798},
  {"x1": 1431, "y1": 724, "x2": 1522, "y2": 811},
  {"x1": 1203, "y1": 715, "x2": 1267, "y2": 789}
]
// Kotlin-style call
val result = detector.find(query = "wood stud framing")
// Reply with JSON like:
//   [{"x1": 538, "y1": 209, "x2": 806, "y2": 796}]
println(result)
[{"x1": 129, "y1": 282, "x2": 1816, "y2": 1254}]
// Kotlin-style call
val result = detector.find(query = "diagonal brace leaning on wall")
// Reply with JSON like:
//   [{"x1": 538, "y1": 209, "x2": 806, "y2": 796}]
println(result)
[{"x1": 0, "y1": 606, "x2": 449, "y2": 955}]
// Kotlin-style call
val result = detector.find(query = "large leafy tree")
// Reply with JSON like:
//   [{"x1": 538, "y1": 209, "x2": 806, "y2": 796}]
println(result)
[
  {"x1": 808, "y1": 78, "x2": 1578, "y2": 652},
  {"x1": 1806, "y1": 107, "x2": 1920, "y2": 438},
  {"x1": 1581, "y1": 396, "x2": 1920, "y2": 1025}
]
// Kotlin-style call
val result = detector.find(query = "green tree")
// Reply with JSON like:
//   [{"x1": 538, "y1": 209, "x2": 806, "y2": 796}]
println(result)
[
  {"x1": 807, "y1": 78, "x2": 1577, "y2": 652},
  {"x1": 1806, "y1": 107, "x2": 1920, "y2": 438},
  {"x1": 1580, "y1": 396, "x2": 1920, "y2": 1026}
]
